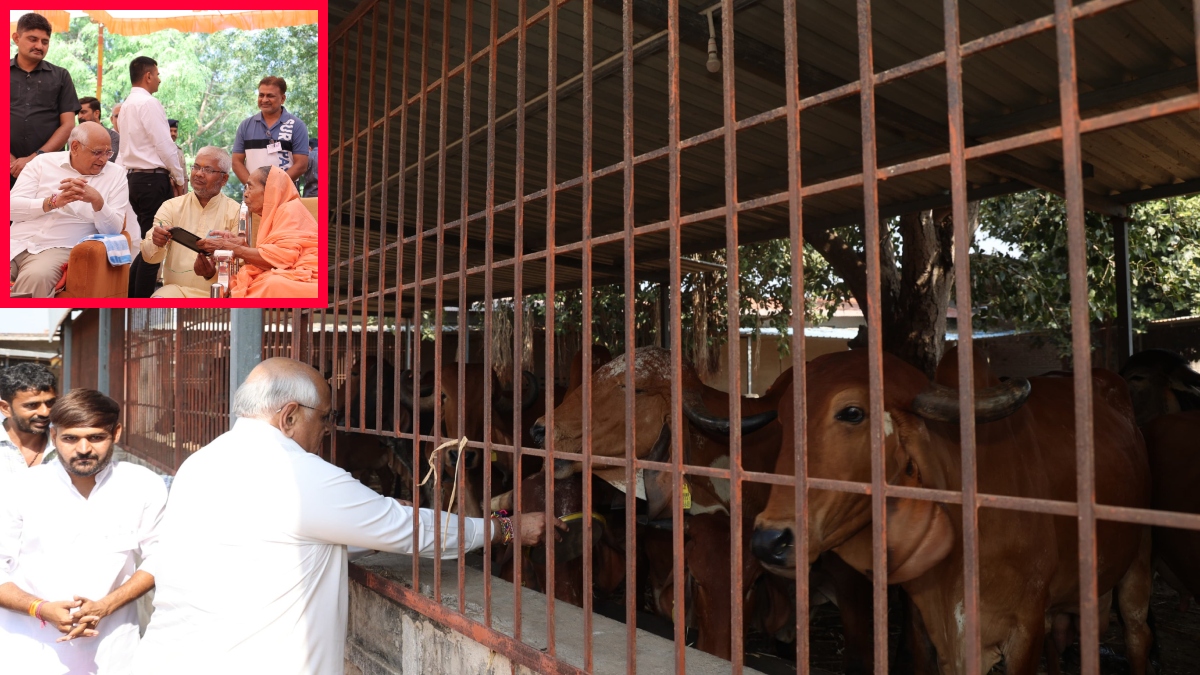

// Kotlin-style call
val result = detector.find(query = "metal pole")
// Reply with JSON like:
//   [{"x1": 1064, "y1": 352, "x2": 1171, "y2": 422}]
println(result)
[
  {"x1": 98, "y1": 309, "x2": 111, "y2": 395},
  {"x1": 229, "y1": 308, "x2": 264, "y2": 426},
  {"x1": 97, "y1": 26, "x2": 104, "y2": 100},
  {"x1": 1113, "y1": 215, "x2": 1134, "y2": 367},
  {"x1": 62, "y1": 316, "x2": 73, "y2": 392}
]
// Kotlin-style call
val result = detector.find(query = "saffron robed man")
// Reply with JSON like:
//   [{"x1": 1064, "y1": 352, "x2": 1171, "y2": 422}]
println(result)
[{"x1": 133, "y1": 358, "x2": 565, "y2": 675}]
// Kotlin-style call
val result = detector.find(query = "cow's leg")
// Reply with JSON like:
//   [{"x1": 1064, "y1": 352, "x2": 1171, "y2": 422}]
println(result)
[
  {"x1": 998, "y1": 608, "x2": 1047, "y2": 675},
  {"x1": 1115, "y1": 529, "x2": 1153, "y2": 675}
]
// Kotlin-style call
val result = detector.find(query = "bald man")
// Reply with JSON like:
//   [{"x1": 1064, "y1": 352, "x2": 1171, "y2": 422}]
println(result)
[
  {"x1": 134, "y1": 359, "x2": 565, "y2": 675},
  {"x1": 9, "y1": 121, "x2": 130, "y2": 297}
]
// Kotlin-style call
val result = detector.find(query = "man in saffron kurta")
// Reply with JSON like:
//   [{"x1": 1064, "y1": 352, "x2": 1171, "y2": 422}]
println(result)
[
  {"x1": 143, "y1": 146, "x2": 240, "y2": 298},
  {"x1": 196, "y1": 165, "x2": 318, "y2": 298}
]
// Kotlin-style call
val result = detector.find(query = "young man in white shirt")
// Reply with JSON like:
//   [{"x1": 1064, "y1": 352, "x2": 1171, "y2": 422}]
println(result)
[
  {"x1": 9, "y1": 122, "x2": 129, "y2": 297},
  {"x1": 0, "y1": 388, "x2": 167, "y2": 674},
  {"x1": 116, "y1": 55, "x2": 187, "y2": 298},
  {"x1": 0, "y1": 363, "x2": 58, "y2": 481},
  {"x1": 133, "y1": 358, "x2": 565, "y2": 675}
]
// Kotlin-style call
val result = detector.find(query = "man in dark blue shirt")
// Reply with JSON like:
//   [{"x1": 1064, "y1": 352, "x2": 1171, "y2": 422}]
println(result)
[
  {"x1": 231, "y1": 76, "x2": 309, "y2": 187},
  {"x1": 9, "y1": 12, "x2": 78, "y2": 188}
]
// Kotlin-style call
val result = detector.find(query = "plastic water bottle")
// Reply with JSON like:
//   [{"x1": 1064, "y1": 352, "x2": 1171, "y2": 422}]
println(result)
[{"x1": 237, "y1": 201, "x2": 249, "y2": 237}]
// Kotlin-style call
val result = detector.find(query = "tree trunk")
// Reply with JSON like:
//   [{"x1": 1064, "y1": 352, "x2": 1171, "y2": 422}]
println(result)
[{"x1": 807, "y1": 204, "x2": 980, "y2": 377}]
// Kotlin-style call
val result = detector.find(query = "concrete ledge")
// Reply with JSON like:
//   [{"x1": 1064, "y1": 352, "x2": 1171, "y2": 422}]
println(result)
[{"x1": 346, "y1": 552, "x2": 763, "y2": 675}]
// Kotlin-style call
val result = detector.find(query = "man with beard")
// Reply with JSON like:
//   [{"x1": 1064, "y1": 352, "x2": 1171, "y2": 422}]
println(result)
[
  {"x1": 142, "y1": 146, "x2": 240, "y2": 298},
  {"x1": 0, "y1": 388, "x2": 166, "y2": 674},
  {"x1": 0, "y1": 363, "x2": 58, "y2": 481}
]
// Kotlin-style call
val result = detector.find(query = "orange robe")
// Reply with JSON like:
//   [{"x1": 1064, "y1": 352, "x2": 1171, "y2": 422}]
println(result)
[{"x1": 231, "y1": 167, "x2": 319, "y2": 298}]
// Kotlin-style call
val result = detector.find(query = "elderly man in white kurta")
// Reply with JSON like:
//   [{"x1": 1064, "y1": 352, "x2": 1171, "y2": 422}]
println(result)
[
  {"x1": 9, "y1": 122, "x2": 130, "y2": 297},
  {"x1": 0, "y1": 389, "x2": 166, "y2": 675},
  {"x1": 140, "y1": 146, "x2": 241, "y2": 298},
  {"x1": 132, "y1": 358, "x2": 563, "y2": 675}
]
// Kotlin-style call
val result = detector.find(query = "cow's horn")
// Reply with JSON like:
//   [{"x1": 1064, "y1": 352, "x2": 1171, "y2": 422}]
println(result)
[
  {"x1": 397, "y1": 370, "x2": 440, "y2": 412},
  {"x1": 682, "y1": 389, "x2": 778, "y2": 436},
  {"x1": 912, "y1": 378, "x2": 1032, "y2": 424}
]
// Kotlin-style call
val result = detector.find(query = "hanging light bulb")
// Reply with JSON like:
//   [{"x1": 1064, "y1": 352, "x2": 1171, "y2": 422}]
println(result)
[{"x1": 705, "y1": 8, "x2": 720, "y2": 73}]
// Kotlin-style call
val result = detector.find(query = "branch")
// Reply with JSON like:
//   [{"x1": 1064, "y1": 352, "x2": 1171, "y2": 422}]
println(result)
[{"x1": 803, "y1": 225, "x2": 868, "y2": 312}]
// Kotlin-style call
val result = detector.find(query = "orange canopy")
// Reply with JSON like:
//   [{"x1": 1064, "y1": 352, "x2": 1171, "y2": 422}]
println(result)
[
  {"x1": 9, "y1": 10, "x2": 70, "y2": 36},
  {"x1": 83, "y1": 10, "x2": 317, "y2": 36}
]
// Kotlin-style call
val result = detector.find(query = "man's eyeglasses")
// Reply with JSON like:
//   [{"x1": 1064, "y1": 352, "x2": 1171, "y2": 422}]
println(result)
[
  {"x1": 78, "y1": 143, "x2": 114, "y2": 160},
  {"x1": 277, "y1": 402, "x2": 339, "y2": 425},
  {"x1": 191, "y1": 164, "x2": 228, "y2": 177}
]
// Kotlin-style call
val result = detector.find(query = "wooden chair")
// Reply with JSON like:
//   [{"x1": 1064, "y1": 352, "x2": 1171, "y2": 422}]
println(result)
[
  {"x1": 59, "y1": 220, "x2": 132, "y2": 299},
  {"x1": 247, "y1": 197, "x2": 320, "y2": 246}
]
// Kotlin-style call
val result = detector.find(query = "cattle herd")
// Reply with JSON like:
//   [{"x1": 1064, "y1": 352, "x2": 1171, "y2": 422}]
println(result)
[{"x1": 332, "y1": 344, "x2": 1200, "y2": 674}]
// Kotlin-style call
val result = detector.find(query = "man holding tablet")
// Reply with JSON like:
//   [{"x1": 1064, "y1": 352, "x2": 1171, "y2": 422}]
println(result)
[{"x1": 141, "y1": 146, "x2": 241, "y2": 298}]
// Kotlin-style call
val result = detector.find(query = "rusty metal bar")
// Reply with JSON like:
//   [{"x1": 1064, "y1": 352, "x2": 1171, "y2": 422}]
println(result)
[
  {"x1": 543, "y1": 0, "x2": 561, "y2": 655},
  {"x1": 359, "y1": 5, "x2": 380, "y2": 439},
  {"x1": 349, "y1": 563, "x2": 587, "y2": 675},
  {"x1": 411, "y1": 0, "x2": 434, "y2": 591},
  {"x1": 430, "y1": 0, "x2": 454, "y2": 602},
  {"x1": 780, "y1": 0, "x2": 810, "y2": 666},
  {"x1": 580, "y1": 0, "x2": 597, "y2": 668},
  {"x1": 481, "y1": 0, "x2": 500, "y2": 631},
  {"x1": 1054, "y1": 2, "x2": 1101, "y2": 674},
  {"x1": 719, "y1": 0, "x2": 746, "y2": 670},
  {"x1": 620, "y1": 0, "x2": 639, "y2": 671},
  {"x1": 511, "y1": 0, "x2": 529, "y2": 638},
  {"x1": 456, "y1": 0, "x2": 475, "y2": 616},
  {"x1": 854, "y1": 0, "x2": 889, "y2": 671},
  {"x1": 393, "y1": 0, "x2": 415, "y2": 471},
  {"x1": 944, "y1": 0, "x2": 982, "y2": 672},
  {"x1": 666, "y1": 0, "x2": 686, "y2": 671}
]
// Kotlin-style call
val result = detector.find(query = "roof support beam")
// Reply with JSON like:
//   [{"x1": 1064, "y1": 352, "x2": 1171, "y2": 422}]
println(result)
[
  {"x1": 337, "y1": 29, "x2": 670, "y2": 213},
  {"x1": 593, "y1": 0, "x2": 1127, "y2": 216}
]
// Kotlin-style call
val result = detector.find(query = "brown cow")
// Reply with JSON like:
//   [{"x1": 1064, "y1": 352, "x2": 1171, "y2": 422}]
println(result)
[
  {"x1": 1142, "y1": 410, "x2": 1200, "y2": 604},
  {"x1": 532, "y1": 347, "x2": 876, "y2": 669},
  {"x1": 1120, "y1": 351, "x2": 1200, "y2": 611},
  {"x1": 751, "y1": 349, "x2": 1153, "y2": 675}
]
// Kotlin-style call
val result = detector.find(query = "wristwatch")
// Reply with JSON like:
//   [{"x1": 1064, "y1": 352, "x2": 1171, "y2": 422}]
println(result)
[{"x1": 35, "y1": 150, "x2": 45, "y2": 155}]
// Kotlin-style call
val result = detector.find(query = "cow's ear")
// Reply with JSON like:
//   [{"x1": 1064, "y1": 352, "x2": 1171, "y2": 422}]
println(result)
[
  {"x1": 885, "y1": 413, "x2": 953, "y2": 583},
  {"x1": 643, "y1": 424, "x2": 674, "y2": 521}
]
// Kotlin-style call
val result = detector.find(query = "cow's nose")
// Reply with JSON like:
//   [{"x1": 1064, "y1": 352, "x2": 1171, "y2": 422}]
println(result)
[
  {"x1": 529, "y1": 421, "x2": 546, "y2": 447},
  {"x1": 751, "y1": 527, "x2": 794, "y2": 567}
]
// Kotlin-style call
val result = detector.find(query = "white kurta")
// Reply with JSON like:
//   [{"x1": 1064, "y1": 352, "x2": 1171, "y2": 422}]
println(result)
[
  {"x1": 0, "y1": 458, "x2": 167, "y2": 675},
  {"x1": 132, "y1": 418, "x2": 491, "y2": 675}
]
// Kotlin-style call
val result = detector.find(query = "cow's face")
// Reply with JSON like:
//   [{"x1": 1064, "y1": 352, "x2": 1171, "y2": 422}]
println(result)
[
  {"x1": 534, "y1": 347, "x2": 679, "y2": 479},
  {"x1": 751, "y1": 351, "x2": 954, "y2": 583}
]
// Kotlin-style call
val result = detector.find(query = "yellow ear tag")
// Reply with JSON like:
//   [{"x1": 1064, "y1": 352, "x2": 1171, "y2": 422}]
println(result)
[
  {"x1": 491, "y1": 451, "x2": 498, "y2": 462},
  {"x1": 681, "y1": 481, "x2": 692, "y2": 511}
]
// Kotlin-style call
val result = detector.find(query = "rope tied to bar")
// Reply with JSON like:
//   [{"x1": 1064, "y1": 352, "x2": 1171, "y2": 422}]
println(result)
[{"x1": 415, "y1": 436, "x2": 469, "y2": 558}]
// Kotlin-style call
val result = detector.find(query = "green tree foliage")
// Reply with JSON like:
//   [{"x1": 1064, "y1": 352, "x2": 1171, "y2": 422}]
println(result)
[
  {"x1": 15, "y1": 16, "x2": 318, "y2": 200},
  {"x1": 971, "y1": 191, "x2": 1200, "y2": 353}
]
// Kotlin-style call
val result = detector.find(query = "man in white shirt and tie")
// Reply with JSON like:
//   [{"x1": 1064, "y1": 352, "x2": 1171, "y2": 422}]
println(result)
[
  {"x1": 0, "y1": 388, "x2": 167, "y2": 674},
  {"x1": 9, "y1": 121, "x2": 129, "y2": 297},
  {"x1": 133, "y1": 358, "x2": 565, "y2": 675},
  {"x1": 116, "y1": 55, "x2": 187, "y2": 298}
]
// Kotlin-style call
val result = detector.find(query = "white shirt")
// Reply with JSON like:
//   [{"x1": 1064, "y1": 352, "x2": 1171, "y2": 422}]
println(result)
[
  {"x1": 0, "y1": 420, "x2": 56, "y2": 484},
  {"x1": 113, "y1": 87, "x2": 186, "y2": 186},
  {"x1": 0, "y1": 457, "x2": 167, "y2": 675},
  {"x1": 133, "y1": 418, "x2": 491, "y2": 675},
  {"x1": 9, "y1": 152, "x2": 130, "y2": 258}
]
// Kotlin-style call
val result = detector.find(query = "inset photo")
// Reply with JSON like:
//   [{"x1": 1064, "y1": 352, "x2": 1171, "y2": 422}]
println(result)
[{"x1": 8, "y1": 9, "x2": 321, "y2": 301}]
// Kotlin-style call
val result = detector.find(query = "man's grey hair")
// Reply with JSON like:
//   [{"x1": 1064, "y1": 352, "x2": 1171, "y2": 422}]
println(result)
[
  {"x1": 197, "y1": 146, "x2": 232, "y2": 173},
  {"x1": 231, "y1": 369, "x2": 321, "y2": 419},
  {"x1": 68, "y1": 125, "x2": 90, "y2": 146}
]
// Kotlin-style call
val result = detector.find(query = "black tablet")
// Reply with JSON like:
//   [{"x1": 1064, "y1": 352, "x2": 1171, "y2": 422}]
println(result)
[{"x1": 168, "y1": 227, "x2": 207, "y2": 254}]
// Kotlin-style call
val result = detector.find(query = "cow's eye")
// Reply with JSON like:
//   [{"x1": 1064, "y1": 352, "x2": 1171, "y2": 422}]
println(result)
[{"x1": 835, "y1": 406, "x2": 865, "y2": 424}]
